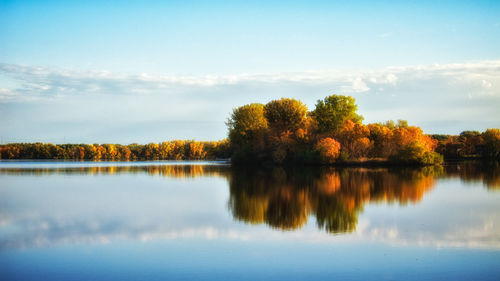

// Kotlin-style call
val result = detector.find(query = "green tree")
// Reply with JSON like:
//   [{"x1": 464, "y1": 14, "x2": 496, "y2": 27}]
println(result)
[
  {"x1": 311, "y1": 95, "x2": 363, "y2": 134},
  {"x1": 397, "y1": 119, "x2": 408, "y2": 129},
  {"x1": 227, "y1": 103, "x2": 268, "y2": 145}
]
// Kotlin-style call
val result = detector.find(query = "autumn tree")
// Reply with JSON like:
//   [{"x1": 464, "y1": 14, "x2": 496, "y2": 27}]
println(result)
[
  {"x1": 169, "y1": 140, "x2": 186, "y2": 160},
  {"x1": 368, "y1": 123, "x2": 394, "y2": 157},
  {"x1": 482, "y1": 129, "x2": 500, "y2": 159},
  {"x1": 262, "y1": 98, "x2": 308, "y2": 163},
  {"x1": 264, "y1": 98, "x2": 308, "y2": 133},
  {"x1": 311, "y1": 95, "x2": 363, "y2": 134},
  {"x1": 336, "y1": 120, "x2": 371, "y2": 159},
  {"x1": 391, "y1": 141, "x2": 443, "y2": 165},
  {"x1": 315, "y1": 137, "x2": 341, "y2": 164},
  {"x1": 119, "y1": 146, "x2": 132, "y2": 160},
  {"x1": 227, "y1": 103, "x2": 268, "y2": 146},
  {"x1": 226, "y1": 103, "x2": 269, "y2": 162},
  {"x1": 388, "y1": 126, "x2": 442, "y2": 164},
  {"x1": 188, "y1": 141, "x2": 206, "y2": 159},
  {"x1": 458, "y1": 131, "x2": 482, "y2": 156}
]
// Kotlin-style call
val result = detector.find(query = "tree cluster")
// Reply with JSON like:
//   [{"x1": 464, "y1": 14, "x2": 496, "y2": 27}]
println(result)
[
  {"x1": 431, "y1": 129, "x2": 500, "y2": 160},
  {"x1": 227, "y1": 94, "x2": 443, "y2": 165}
]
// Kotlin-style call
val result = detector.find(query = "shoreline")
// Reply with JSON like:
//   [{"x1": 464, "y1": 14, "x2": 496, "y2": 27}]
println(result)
[{"x1": 1, "y1": 158, "x2": 495, "y2": 167}]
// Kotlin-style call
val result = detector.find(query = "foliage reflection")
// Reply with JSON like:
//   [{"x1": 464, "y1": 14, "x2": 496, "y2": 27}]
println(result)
[
  {"x1": 1, "y1": 161, "x2": 498, "y2": 234},
  {"x1": 0, "y1": 164, "x2": 231, "y2": 178},
  {"x1": 442, "y1": 161, "x2": 500, "y2": 190},
  {"x1": 228, "y1": 166, "x2": 442, "y2": 233}
]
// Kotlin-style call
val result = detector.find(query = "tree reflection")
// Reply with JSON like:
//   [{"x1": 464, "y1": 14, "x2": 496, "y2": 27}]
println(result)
[
  {"x1": 228, "y1": 166, "x2": 440, "y2": 233},
  {"x1": 1, "y1": 161, "x2": 498, "y2": 236},
  {"x1": 0, "y1": 164, "x2": 231, "y2": 179},
  {"x1": 443, "y1": 161, "x2": 500, "y2": 190}
]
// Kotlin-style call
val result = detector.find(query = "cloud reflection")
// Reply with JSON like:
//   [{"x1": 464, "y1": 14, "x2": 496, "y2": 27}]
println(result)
[{"x1": 0, "y1": 163, "x2": 499, "y2": 250}]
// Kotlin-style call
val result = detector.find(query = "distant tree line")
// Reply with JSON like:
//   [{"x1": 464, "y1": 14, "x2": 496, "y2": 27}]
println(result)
[
  {"x1": 431, "y1": 129, "x2": 500, "y2": 160},
  {"x1": 0, "y1": 140, "x2": 231, "y2": 161}
]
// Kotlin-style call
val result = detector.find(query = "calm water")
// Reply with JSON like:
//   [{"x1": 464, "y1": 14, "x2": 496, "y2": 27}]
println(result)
[{"x1": 0, "y1": 161, "x2": 499, "y2": 280}]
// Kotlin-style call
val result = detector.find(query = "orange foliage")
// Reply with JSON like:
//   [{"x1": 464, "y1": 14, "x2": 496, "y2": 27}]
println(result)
[
  {"x1": 336, "y1": 120, "x2": 372, "y2": 159},
  {"x1": 315, "y1": 137, "x2": 341, "y2": 163},
  {"x1": 392, "y1": 126, "x2": 436, "y2": 151}
]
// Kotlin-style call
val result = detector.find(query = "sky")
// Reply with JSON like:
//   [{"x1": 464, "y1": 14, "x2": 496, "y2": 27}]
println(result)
[{"x1": 0, "y1": 0, "x2": 499, "y2": 143}]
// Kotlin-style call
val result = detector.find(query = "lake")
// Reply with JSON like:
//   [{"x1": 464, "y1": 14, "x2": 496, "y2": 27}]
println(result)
[{"x1": 0, "y1": 161, "x2": 499, "y2": 280}]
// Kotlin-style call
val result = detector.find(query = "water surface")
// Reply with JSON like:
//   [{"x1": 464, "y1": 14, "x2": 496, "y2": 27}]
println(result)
[{"x1": 0, "y1": 161, "x2": 499, "y2": 280}]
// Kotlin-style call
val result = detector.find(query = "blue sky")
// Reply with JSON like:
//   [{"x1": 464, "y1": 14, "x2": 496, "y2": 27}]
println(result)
[{"x1": 0, "y1": 0, "x2": 499, "y2": 143}]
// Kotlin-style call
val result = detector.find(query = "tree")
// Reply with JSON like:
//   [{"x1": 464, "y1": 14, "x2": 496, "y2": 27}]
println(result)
[
  {"x1": 119, "y1": 146, "x2": 132, "y2": 160},
  {"x1": 264, "y1": 98, "x2": 308, "y2": 133},
  {"x1": 397, "y1": 119, "x2": 408, "y2": 129},
  {"x1": 391, "y1": 141, "x2": 443, "y2": 165},
  {"x1": 482, "y1": 129, "x2": 500, "y2": 159},
  {"x1": 159, "y1": 142, "x2": 172, "y2": 160},
  {"x1": 336, "y1": 120, "x2": 371, "y2": 159},
  {"x1": 144, "y1": 143, "x2": 159, "y2": 160},
  {"x1": 315, "y1": 137, "x2": 341, "y2": 164},
  {"x1": 227, "y1": 103, "x2": 268, "y2": 146},
  {"x1": 368, "y1": 123, "x2": 393, "y2": 157},
  {"x1": 458, "y1": 130, "x2": 482, "y2": 156},
  {"x1": 169, "y1": 140, "x2": 186, "y2": 160},
  {"x1": 188, "y1": 141, "x2": 206, "y2": 159},
  {"x1": 311, "y1": 95, "x2": 363, "y2": 134}
]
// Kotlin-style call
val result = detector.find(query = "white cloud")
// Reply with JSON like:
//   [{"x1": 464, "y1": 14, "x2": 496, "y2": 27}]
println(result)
[
  {"x1": 1, "y1": 60, "x2": 499, "y2": 102},
  {"x1": 348, "y1": 76, "x2": 370, "y2": 93},
  {"x1": 0, "y1": 60, "x2": 499, "y2": 142}
]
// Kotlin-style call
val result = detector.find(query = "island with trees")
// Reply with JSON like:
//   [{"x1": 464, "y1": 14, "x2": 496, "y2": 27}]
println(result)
[{"x1": 1, "y1": 95, "x2": 499, "y2": 165}]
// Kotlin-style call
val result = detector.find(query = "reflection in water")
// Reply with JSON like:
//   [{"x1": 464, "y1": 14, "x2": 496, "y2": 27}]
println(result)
[
  {"x1": 1, "y1": 161, "x2": 498, "y2": 190},
  {"x1": 228, "y1": 167, "x2": 440, "y2": 233},
  {"x1": 443, "y1": 161, "x2": 500, "y2": 190},
  {"x1": 0, "y1": 164, "x2": 231, "y2": 178},
  {"x1": 1, "y1": 162, "x2": 499, "y2": 281},
  {"x1": 0, "y1": 161, "x2": 498, "y2": 245}
]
